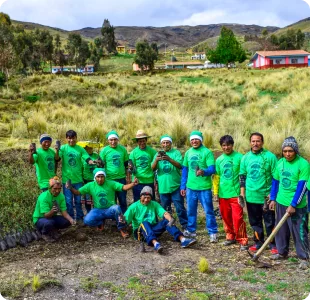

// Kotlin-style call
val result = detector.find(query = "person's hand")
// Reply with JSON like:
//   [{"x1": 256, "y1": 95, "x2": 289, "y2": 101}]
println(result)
[
  {"x1": 156, "y1": 153, "x2": 162, "y2": 161},
  {"x1": 51, "y1": 206, "x2": 58, "y2": 214},
  {"x1": 29, "y1": 143, "x2": 35, "y2": 153},
  {"x1": 132, "y1": 177, "x2": 139, "y2": 186},
  {"x1": 54, "y1": 143, "x2": 60, "y2": 151},
  {"x1": 88, "y1": 160, "x2": 96, "y2": 165},
  {"x1": 161, "y1": 154, "x2": 170, "y2": 161},
  {"x1": 238, "y1": 195, "x2": 246, "y2": 208},
  {"x1": 71, "y1": 219, "x2": 77, "y2": 226},
  {"x1": 180, "y1": 189, "x2": 186, "y2": 197},
  {"x1": 213, "y1": 195, "x2": 219, "y2": 202},
  {"x1": 286, "y1": 205, "x2": 296, "y2": 216},
  {"x1": 196, "y1": 169, "x2": 204, "y2": 176},
  {"x1": 66, "y1": 179, "x2": 72, "y2": 190},
  {"x1": 269, "y1": 201, "x2": 275, "y2": 211},
  {"x1": 167, "y1": 217, "x2": 176, "y2": 227}
]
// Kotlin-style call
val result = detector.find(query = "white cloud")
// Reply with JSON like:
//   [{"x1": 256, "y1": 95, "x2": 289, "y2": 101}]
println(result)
[{"x1": 174, "y1": 10, "x2": 227, "y2": 26}]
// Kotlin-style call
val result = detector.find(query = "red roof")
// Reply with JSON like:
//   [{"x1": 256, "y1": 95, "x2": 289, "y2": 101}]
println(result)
[{"x1": 257, "y1": 50, "x2": 310, "y2": 57}]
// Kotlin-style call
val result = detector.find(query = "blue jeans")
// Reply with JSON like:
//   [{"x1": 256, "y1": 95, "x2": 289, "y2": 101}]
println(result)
[
  {"x1": 36, "y1": 216, "x2": 71, "y2": 235},
  {"x1": 308, "y1": 191, "x2": 310, "y2": 213},
  {"x1": 186, "y1": 188, "x2": 218, "y2": 234},
  {"x1": 133, "y1": 183, "x2": 155, "y2": 202},
  {"x1": 160, "y1": 188, "x2": 188, "y2": 228},
  {"x1": 84, "y1": 205, "x2": 126, "y2": 230},
  {"x1": 138, "y1": 220, "x2": 182, "y2": 246},
  {"x1": 115, "y1": 178, "x2": 127, "y2": 214},
  {"x1": 63, "y1": 182, "x2": 84, "y2": 221}
]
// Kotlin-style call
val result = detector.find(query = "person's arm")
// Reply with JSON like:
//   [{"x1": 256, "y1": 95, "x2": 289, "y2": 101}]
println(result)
[
  {"x1": 201, "y1": 165, "x2": 215, "y2": 176},
  {"x1": 66, "y1": 181, "x2": 82, "y2": 195},
  {"x1": 28, "y1": 144, "x2": 35, "y2": 164},
  {"x1": 151, "y1": 153, "x2": 162, "y2": 171},
  {"x1": 61, "y1": 210, "x2": 75, "y2": 225},
  {"x1": 213, "y1": 174, "x2": 220, "y2": 201},
  {"x1": 269, "y1": 178, "x2": 279, "y2": 210},
  {"x1": 290, "y1": 180, "x2": 307, "y2": 207},
  {"x1": 44, "y1": 206, "x2": 58, "y2": 219},
  {"x1": 161, "y1": 154, "x2": 182, "y2": 169},
  {"x1": 122, "y1": 177, "x2": 139, "y2": 191},
  {"x1": 180, "y1": 166, "x2": 188, "y2": 196}
]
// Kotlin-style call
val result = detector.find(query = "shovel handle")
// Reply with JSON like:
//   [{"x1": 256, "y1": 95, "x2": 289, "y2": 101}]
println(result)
[{"x1": 254, "y1": 212, "x2": 290, "y2": 260}]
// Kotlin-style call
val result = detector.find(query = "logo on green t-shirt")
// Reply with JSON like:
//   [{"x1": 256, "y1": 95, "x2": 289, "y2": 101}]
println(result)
[
  {"x1": 143, "y1": 212, "x2": 152, "y2": 222},
  {"x1": 67, "y1": 152, "x2": 77, "y2": 167},
  {"x1": 281, "y1": 170, "x2": 292, "y2": 189},
  {"x1": 112, "y1": 154, "x2": 121, "y2": 167},
  {"x1": 189, "y1": 155, "x2": 200, "y2": 171},
  {"x1": 223, "y1": 161, "x2": 233, "y2": 180},
  {"x1": 97, "y1": 192, "x2": 108, "y2": 207},
  {"x1": 139, "y1": 155, "x2": 149, "y2": 169},
  {"x1": 162, "y1": 161, "x2": 172, "y2": 174},
  {"x1": 248, "y1": 162, "x2": 262, "y2": 181},
  {"x1": 46, "y1": 156, "x2": 55, "y2": 172}
]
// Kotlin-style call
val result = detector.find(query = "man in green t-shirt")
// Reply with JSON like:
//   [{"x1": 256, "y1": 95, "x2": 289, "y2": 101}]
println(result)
[
  {"x1": 269, "y1": 137, "x2": 309, "y2": 269},
  {"x1": 151, "y1": 134, "x2": 187, "y2": 229},
  {"x1": 28, "y1": 134, "x2": 56, "y2": 191},
  {"x1": 213, "y1": 135, "x2": 248, "y2": 250},
  {"x1": 67, "y1": 168, "x2": 138, "y2": 238},
  {"x1": 55, "y1": 130, "x2": 96, "y2": 222},
  {"x1": 180, "y1": 131, "x2": 218, "y2": 242},
  {"x1": 100, "y1": 131, "x2": 130, "y2": 213},
  {"x1": 240, "y1": 132, "x2": 278, "y2": 254},
  {"x1": 129, "y1": 130, "x2": 157, "y2": 201},
  {"x1": 33, "y1": 177, "x2": 74, "y2": 243},
  {"x1": 124, "y1": 186, "x2": 196, "y2": 253}
]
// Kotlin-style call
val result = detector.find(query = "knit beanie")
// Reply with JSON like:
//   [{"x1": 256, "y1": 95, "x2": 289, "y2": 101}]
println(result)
[
  {"x1": 282, "y1": 136, "x2": 299, "y2": 154},
  {"x1": 106, "y1": 130, "x2": 119, "y2": 140},
  {"x1": 40, "y1": 134, "x2": 52, "y2": 144},
  {"x1": 160, "y1": 134, "x2": 172, "y2": 143},
  {"x1": 140, "y1": 186, "x2": 153, "y2": 197},
  {"x1": 189, "y1": 131, "x2": 203, "y2": 142}
]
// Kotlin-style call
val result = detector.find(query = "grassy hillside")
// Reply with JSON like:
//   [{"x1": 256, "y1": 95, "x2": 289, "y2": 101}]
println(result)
[{"x1": 272, "y1": 17, "x2": 310, "y2": 36}]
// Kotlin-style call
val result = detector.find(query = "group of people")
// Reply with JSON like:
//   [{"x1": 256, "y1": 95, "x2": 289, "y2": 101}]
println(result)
[{"x1": 29, "y1": 129, "x2": 310, "y2": 269}]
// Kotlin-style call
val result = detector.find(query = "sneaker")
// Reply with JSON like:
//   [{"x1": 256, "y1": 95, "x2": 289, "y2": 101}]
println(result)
[
  {"x1": 120, "y1": 229, "x2": 130, "y2": 239},
  {"x1": 210, "y1": 234, "x2": 218, "y2": 243},
  {"x1": 222, "y1": 239, "x2": 236, "y2": 246},
  {"x1": 181, "y1": 238, "x2": 197, "y2": 248},
  {"x1": 240, "y1": 245, "x2": 249, "y2": 251},
  {"x1": 41, "y1": 234, "x2": 56, "y2": 243},
  {"x1": 299, "y1": 260, "x2": 309, "y2": 270},
  {"x1": 270, "y1": 247, "x2": 278, "y2": 255},
  {"x1": 270, "y1": 253, "x2": 287, "y2": 260},
  {"x1": 183, "y1": 230, "x2": 197, "y2": 238},
  {"x1": 154, "y1": 243, "x2": 163, "y2": 253},
  {"x1": 249, "y1": 244, "x2": 260, "y2": 252}
]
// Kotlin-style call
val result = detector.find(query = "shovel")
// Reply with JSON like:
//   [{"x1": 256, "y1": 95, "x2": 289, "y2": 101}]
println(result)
[{"x1": 248, "y1": 212, "x2": 290, "y2": 262}]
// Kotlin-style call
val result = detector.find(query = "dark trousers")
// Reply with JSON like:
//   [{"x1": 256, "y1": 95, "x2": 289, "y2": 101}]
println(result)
[
  {"x1": 246, "y1": 202, "x2": 276, "y2": 247},
  {"x1": 114, "y1": 178, "x2": 128, "y2": 214},
  {"x1": 36, "y1": 216, "x2": 71, "y2": 235},
  {"x1": 133, "y1": 183, "x2": 155, "y2": 202},
  {"x1": 138, "y1": 220, "x2": 182, "y2": 246},
  {"x1": 275, "y1": 202, "x2": 309, "y2": 259}
]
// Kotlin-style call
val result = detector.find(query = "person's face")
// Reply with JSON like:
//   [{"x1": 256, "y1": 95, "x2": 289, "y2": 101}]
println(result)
[
  {"x1": 66, "y1": 135, "x2": 77, "y2": 146},
  {"x1": 108, "y1": 138, "x2": 119, "y2": 148},
  {"x1": 140, "y1": 194, "x2": 152, "y2": 205},
  {"x1": 283, "y1": 147, "x2": 296, "y2": 162},
  {"x1": 250, "y1": 135, "x2": 263, "y2": 153},
  {"x1": 161, "y1": 141, "x2": 172, "y2": 152},
  {"x1": 50, "y1": 183, "x2": 62, "y2": 197},
  {"x1": 137, "y1": 138, "x2": 147, "y2": 149},
  {"x1": 85, "y1": 146, "x2": 93, "y2": 155},
  {"x1": 221, "y1": 142, "x2": 234, "y2": 155},
  {"x1": 95, "y1": 175, "x2": 105, "y2": 185},
  {"x1": 190, "y1": 138, "x2": 202, "y2": 149},
  {"x1": 41, "y1": 140, "x2": 51, "y2": 150}
]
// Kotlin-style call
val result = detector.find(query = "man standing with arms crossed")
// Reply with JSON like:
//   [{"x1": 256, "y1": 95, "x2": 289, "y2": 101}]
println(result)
[{"x1": 240, "y1": 132, "x2": 278, "y2": 254}]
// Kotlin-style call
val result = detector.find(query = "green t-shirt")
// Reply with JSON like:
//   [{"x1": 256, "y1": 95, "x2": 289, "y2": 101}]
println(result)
[
  {"x1": 82, "y1": 152, "x2": 99, "y2": 181},
  {"x1": 152, "y1": 148, "x2": 183, "y2": 194},
  {"x1": 124, "y1": 200, "x2": 166, "y2": 231},
  {"x1": 59, "y1": 144, "x2": 91, "y2": 184},
  {"x1": 183, "y1": 145, "x2": 215, "y2": 190},
  {"x1": 100, "y1": 145, "x2": 129, "y2": 180},
  {"x1": 215, "y1": 151, "x2": 243, "y2": 198},
  {"x1": 33, "y1": 190, "x2": 67, "y2": 224},
  {"x1": 33, "y1": 148, "x2": 56, "y2": 189},
  {"x1": 273, "y1": 156, "x2": 309, "y2": 208},
  {"x1": 239, "y1": 149, "x2": 277, "y2": 204},
  {"x1": 129, "y1": 146, "x2": 157, "y2": 183},
  {"x1": 78, "y1": 180, "x2": 123, "y2": 209}
]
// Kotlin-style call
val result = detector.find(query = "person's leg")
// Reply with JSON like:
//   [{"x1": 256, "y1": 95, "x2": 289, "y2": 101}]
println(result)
[
  {"x1": 115, "y1": 178, "x2": 128, "y2": 214},
  {"x1": 288, "y1": 205, "x2": 309, "y2": 260},
  {"x1": 230, "y1": 197, "x2": 248, "y2": 245},
  {"x1": 73, "y1": 182, "x2": 84, "y2": 221},
  {"x1": 139, "y1": 221, "x2": 159, "y2": 246},
  {"x1": 186, "y1": 188, "x2": 199, "y2": 233},
  {"x1": 246, "y1": 202, "x2": 264, "y2": 247},
  {"x1": 63, "y1": 184, "x2": 74, "y2": 219},
  {"x1": 163, "y1": 220, "x2": 184, "y2": 241},
  {"x1": 160, "y1": 193, "x2": 172, "y2": 214},
  {"x1": 35, "y1": 218, "x2": 56, "y2": 235},
  {"x1": 274, "y1": 202, "x2": 290, "y2": 257},
  {"x1": 53, "y1": 216, "x2": 71, "y2": 230},
  {"x1": 84, "y1": 208, "x2": 105, "y2": 227},
  {"x1": 263, "y1": 208, "x2": 276, "y2": 248},
  {"x1": 103, "y1": 205, "x2": 126, "y2": 230},
  {"x1": 199, "y1": 190, "x2": 218, "y2": 234},
  {"x1": 171, "y1": 188, "x2": 188, "y2": 229},
  {"x1": 219, "y1": 197, "x2": 235, "y2": 241}
]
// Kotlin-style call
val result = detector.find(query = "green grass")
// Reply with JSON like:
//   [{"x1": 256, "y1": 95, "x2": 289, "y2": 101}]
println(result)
[
  {"x1": 99, "y1": 54, "x2": 134, "y2": 73},
  {"x1": 180, "y1": 76, "x2": 212, "y2": 84}
]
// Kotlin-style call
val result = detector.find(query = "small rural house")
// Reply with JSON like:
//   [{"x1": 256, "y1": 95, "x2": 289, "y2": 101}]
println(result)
[
  {"x1": 51, "y1": 64, "x2": 95, "y2": 74},
  {"x1": 116, "y1": 46, "x2": 126, "y2": 54},
  {"x1": 165, "y1": 61, "x2": 204, "y2": 69},
  {"x1": 250, "y1": 50, "x2": 310, "y2": 69},
  {"x1": 132, "y1": 63, "x2": 149, "y2": 71},
  {"x1": 191, "y1": 52, "x2": 206, "y2": 60}
]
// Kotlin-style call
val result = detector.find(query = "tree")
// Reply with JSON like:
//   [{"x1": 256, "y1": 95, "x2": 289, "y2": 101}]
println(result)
[
  {"x1": 14, "y1": 29, "x2": 34, "y2": 71},
  {"x1": 207, "y1": 26, "x2": 246, "y2": 65},
  {"x1": 66, "y1": 33, "x2": 90, "y2": 69},
  {"x1": 261, "y1": 29, "x2": 268, "y2": 38},
  {"x1": 296, "y1": 29, "x2": 305, "y2": 49},
  {"x1": 88, "y1": 39, "x2": 102, "y2": 69},
  {"x1": 101, "y1": 19, "x2": 117, "y2": 54},
  {"x1": 134, "y1": 40, "x2": 158, "y2": 72},
  {"x1": 0, "y1": 12, "x2": 11, "y2": 26},
  {"x1": 52, "y1": 34, "x2": 66, "y2": 73},
  {"x1": 34, "y1": 29, "x2": 54, "y2": 71}
]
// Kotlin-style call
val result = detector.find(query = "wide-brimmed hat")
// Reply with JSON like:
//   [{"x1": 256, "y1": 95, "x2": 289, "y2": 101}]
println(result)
[{"x1": 132, "y1": 129, "x2": 151, "y2": 141}]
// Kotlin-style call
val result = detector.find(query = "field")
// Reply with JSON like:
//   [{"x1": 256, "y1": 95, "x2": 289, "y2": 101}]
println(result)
[{"x1": 0, "y1": 67, "x2": 310, "y2": 299}]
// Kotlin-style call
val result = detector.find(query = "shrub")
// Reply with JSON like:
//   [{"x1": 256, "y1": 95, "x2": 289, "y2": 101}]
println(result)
[{"x1": 0, "y1": 71, "x2": 6, "y2": 86}]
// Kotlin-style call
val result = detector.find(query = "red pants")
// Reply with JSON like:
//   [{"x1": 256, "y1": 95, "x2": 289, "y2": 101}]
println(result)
[{"x1": 219, "y1": 197, "x2": 248, "y2": 246}]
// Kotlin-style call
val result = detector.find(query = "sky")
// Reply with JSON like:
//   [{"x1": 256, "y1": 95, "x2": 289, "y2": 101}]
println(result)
[{"x1": 1, "y1": 0, "x2": 310, "y2": 30}]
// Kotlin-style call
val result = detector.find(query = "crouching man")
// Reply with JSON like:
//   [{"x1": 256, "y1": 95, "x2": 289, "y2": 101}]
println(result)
[
  {"x1": 124, "y1": 186, "x2": 197, "y2": 253},
  {"x1": 33, "y1": 177, "x2": 75, "y2": 243},
  {"x1": 67, "y1": 168, "x2": 138, "y2": 238}
]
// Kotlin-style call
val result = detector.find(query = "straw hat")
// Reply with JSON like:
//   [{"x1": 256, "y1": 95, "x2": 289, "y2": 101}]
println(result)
[{"x1": 132, "y1": 129, "x2": 151, "y2": 141}]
